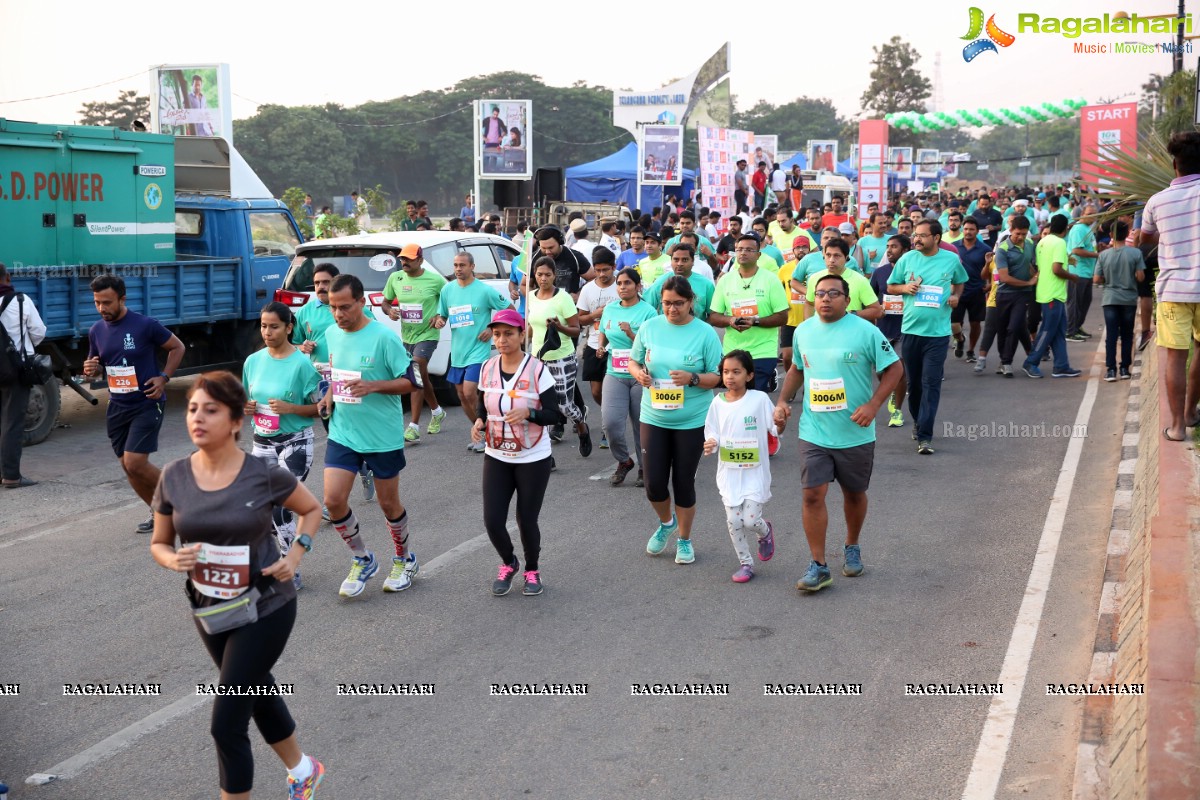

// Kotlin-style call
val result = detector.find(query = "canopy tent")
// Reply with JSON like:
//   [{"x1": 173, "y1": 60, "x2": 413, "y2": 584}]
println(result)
[{"x1": 566, "y1": 142, "x2": 696, "y2": 211}]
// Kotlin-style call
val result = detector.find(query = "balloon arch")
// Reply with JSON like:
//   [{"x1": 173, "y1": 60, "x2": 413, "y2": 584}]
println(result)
[{"x1": 885, "y1": 98, "x2": 1088, "y2": 133}]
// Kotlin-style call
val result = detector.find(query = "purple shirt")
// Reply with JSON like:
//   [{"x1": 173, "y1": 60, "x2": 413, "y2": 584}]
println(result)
[
  {"x1": 88, "y1": 311, "x2": 172, "y2": 406},
  {"x1": 1142, "y1": 173, "x2": 1200, "y2": 302}
]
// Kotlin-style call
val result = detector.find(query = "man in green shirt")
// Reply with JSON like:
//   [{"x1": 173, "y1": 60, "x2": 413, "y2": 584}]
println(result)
[
  {"x1": 1065, "y1": 203, "x2": 1100, "y2": 340},
  {"x1": 1022, "y1": 215, "x2": 1082, "y2": 379},
  {"x1": 636, "y1": 232, "x2": 670, "y2": 285},
  {"x1": 397, "y1": 201, "x2": 420, "y2": 232},
  {"x1": 709, "y1": 234, "x2": 789, "y2": 391},
  {"x1": 383, "y1": 243, "x2": 448, "y2": 441},
  {"x1": 887, "y1": 219, "x2": 968, "y2": 454},
  {"x1": 433, "y1": 251, "x2": 513, "y2": 451},
  {"x1": 805, "y1": 238, "x2": 883, "y2": 319}
]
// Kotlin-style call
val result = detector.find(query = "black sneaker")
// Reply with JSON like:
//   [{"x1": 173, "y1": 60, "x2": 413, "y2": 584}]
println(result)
[
  {"x1": 577, "y1": 423, "x2": 592, "y2": 458},
  {"x1": 522, "y1": 570, "x2": 543, "y2": 596},
  {"x1": 136, "y1": 513, "x2": 154, "y2": 534},
  {"x1": 549, "y1": 425, "x2": 565, "y2": 443},
  {"x1": 954, "y1": 335, "x2": 964, "y2": 359},
  {"x1": 610, "y1": 458, "x2": 634, "y2": 486},
  {"x1": 966, "y1": 350, "x2": 977, "y2": 363},
  {"x1": 1105, "y1": 368, "x2": 1117, "y2": 382},
  {"x1": 917, "y1": 440, "x2": 935, "y2": 455},
  {"x1": 492, "y1": 558, "x2": 520, "y2": 596},
  {"x1": 634, "y1": 469, "x2": 644, "y2": 488},
  {"x1": 1119, "y1": 366, "x2": 1132, "y2": 380}
]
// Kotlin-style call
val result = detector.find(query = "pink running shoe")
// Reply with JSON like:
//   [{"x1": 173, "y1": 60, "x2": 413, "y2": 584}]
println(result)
[
  {"x1": 732, "y1": 564, "x2": 755, "y2": 583},
  {"x1": 288, "y1": 758, "x2": 324, "y2": 800},
  {"x1": 758, "y1": 521, "x2": 775, "y2": 562}
]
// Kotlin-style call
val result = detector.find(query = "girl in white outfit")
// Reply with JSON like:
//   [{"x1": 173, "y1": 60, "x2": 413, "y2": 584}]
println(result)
[{"x1": 703, "y1": 349, "x2": 778, "y2": 583}]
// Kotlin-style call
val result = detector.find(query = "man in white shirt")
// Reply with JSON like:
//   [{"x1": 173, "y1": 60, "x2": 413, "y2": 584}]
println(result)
[
  {"x1": 598, "y1": 221, "x2": 622, "y2": 257},
  {"x1": 569, "y1": 218, "x2": 594, "y2": 265},
  {"x1": 770, "y1": 163, "x2": 787, "y2": 205},
  {"x1": 0, "y1": 262, "x2": 47, "y2": 488}
]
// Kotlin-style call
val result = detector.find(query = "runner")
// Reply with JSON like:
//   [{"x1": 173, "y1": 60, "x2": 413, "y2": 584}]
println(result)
[
  {"x1": 793, "y1": 227, "x2": 841, "y2": 320},
  {"x1": 526, "y1": 256, "x2": 591, "y2": 457},
  {"x1": 616, "y1": 226, "x2": 648, "y2": 272},
  {"x1": 319, "y1": 274, "x2": 422, "y2": 598},
  {"x1": 432, "y1": 251, "x2": 513, "y2": 453},
  {"x1": 643, "y1": 244, "x2": 717, "y2": 321},
  {"x1": 777, "y1": 236, "x2": 813, "y2": 397},
  {"x1": 150, "y1": 371, "x2": 324, "y2": 800},
  {"x1": 703, "y1": 350, "x2": 779, "y2": 583},
  {"x1": 709, "y1": 235, "x2": 790, "y2": 392},
  {"x1": 1021, "y1": 215, "x2": 1083, "y2": 379},
  {"x1": 775, "y1": 274, "x2": 903, "y2": 591},
  {"x1": 975, "y1": 216, "x2": 1035, "y2": 377},
  {"x1": 1065, "y1": 203, "x2": 1100, "y2": 341},
  {"x1": 857, "y1": 212, "x2": 892, "y2": 274},
  {"x1": 951, "y1": 216, "x2": 993, "y2": 362},
  {"x1": 868, "y1": 234, "x2": 911, "y2": 427},
  {"x1": 384, "y1": 244, "x2": 447, "y2": 443},
  {"x1": 1094, "y1": 220, "x2": 1145, "y2": 381},
  {"x1": 472, "y1": 310, "x2": 564, "y2": 596},
  {"x1": 887, "y1": 220, "x2": 968, "y2": 454},
  {"x1": 242, "y1": 302, "x2": 322, "y2": 589},
  {"x1": 576, "y1": 248, "x2": 620, "y2": 450},
  {"x1": 596, "y1": 268, "x2": 657, "y2": 486},
  {"x1": 803, "y1": 238, "x2": 884, "y2": 321},
  {"x1": 84, "y1": 274, "x2": 186, "y2": 533},
  {"x1": 636, "y1": 231, "x2": 670, "y2": 285},
  {"x1": 629, "y1": 276, "x2": 723, "y2": 564}
]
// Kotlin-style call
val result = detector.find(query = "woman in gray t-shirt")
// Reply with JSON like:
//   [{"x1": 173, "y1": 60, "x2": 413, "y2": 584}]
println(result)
[{"x1": 151, "y1": 371, "x2": 326, "y2": 797}]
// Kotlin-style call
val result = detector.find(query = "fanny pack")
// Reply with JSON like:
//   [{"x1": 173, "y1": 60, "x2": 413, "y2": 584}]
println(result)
[{"x1": 190, "y1": 575, "x2": 275, "y2": 635}]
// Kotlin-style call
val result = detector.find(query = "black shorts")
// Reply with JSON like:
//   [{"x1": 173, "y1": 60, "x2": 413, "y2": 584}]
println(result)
[
  {"x1": 780, "y1": 324, "x2": 797, "y2": 348},
  {"x1": 1136, "y1": 264, "x2": 1156, "y2": 298},
  {"x1": 107, "y1": 400, "x2": 166, "y2": 458},
  {"x1": 580, "y1": 346, "x2": 606, "y2": 382},
  {"x1": 799, "y1": 439, "x2": 875, "y2": 494},
  {"x1": 951, "y1": 292, "x2": 987, "y2": 324}
]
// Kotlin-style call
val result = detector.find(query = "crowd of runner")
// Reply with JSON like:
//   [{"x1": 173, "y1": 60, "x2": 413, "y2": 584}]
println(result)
[{"x1": 74, "y1": 171, "x2": 1164, "y2": 800}]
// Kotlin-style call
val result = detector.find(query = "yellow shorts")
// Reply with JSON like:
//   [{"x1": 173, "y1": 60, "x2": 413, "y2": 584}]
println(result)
[{"x1": 1156, "y1": 301, "x2": 1200, "y2": 350}]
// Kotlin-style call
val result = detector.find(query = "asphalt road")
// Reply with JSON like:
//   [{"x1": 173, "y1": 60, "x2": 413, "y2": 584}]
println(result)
[{"x1": 0, "y1": 325, "x2": 1129, "y2": 800}]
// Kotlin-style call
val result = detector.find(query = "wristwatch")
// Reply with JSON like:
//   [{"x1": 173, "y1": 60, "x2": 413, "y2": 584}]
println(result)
[
  {"x1": 688, "y1": 372, "x2": 700, "y2": 387},
  {"x1": 297, "y1": 534, "x2": 313, "y2": 552},
  {"x1": 750, "y1": 316, "x2": 760, "y2": 326},
  {"x1": 159, "y1": 371, "x2": 171, "y2": 382}
]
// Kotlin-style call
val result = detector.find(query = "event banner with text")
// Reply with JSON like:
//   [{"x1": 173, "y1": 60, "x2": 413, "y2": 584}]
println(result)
[
  {"x1": 1079, "y1": 102, "x2": 1137, "y2": 190},
  {"x1": 857, "y1": 120, "x2": 889, "y2": 219},
  {"x1": 698, "y1": 126, "x2": 754, "y2": 234}
]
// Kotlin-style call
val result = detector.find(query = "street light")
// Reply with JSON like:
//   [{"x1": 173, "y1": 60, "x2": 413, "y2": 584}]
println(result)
[{"x1": 1117, "y1": 7, "x2": 1188, "y2": 73}]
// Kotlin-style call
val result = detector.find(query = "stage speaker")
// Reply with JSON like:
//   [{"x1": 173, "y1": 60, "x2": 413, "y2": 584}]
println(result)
[{"x1": 535, "y1": 168, "x2": 564, "y2": 202}]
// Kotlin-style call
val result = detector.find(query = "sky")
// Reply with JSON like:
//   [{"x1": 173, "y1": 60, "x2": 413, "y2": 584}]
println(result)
[{"x1": 0, "y1": 0, "x2": 1184, "y2": 135}]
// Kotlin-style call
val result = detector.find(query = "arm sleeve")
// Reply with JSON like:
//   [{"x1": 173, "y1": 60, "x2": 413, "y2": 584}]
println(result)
[
  {"x1": 1140, "y1": 197, "x2": 1157, "y2": 234},
  {"x1": 150, "y1": 319, "x2": 173, "y2": 347},
  {"x1": 764, "y1": 275, "x2": 789, "y2": 314},
  {"x1": 703, "y1": 400, "x2": 719, "y2": 442},
  {"x1": 23, "y1": 298, "x2": 47, "y2": 346},
  {"x1": 151, "y1": 461, "x2": 174, "y2": 515},
  {"x1": 855, "y1": 277, "x2": 879, "y2": 308},
  {"x1": 873, "y1": 328, "x2": 900, "y2": 373}
]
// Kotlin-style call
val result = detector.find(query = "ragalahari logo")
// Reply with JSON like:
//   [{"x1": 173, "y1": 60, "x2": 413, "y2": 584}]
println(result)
[{"x1": 962, "y1": 7, "x2": 1016, "y2": 61}]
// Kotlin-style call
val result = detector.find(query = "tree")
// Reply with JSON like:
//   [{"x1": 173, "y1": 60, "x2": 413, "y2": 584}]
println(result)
[
  {"x1": 78, "y1": 90, "x2": 149, "y2": 129},
  {"x1": 860, "y1": 37, "x2": 932, "y2": 148},
  {"x1": 733, "y1": 97, "x2": 847, "y2": 155},
  {"x1": 1139, "y1": 70, "x2": 1197, "y2": 140}
]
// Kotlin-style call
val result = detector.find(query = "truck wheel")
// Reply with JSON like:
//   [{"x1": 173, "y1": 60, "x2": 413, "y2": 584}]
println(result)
[{"x1": 22, "y1": 377, "x2": 62, "y2": 446}]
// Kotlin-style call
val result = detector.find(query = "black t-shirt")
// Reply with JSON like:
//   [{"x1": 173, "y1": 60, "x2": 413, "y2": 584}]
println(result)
[
  {"x1": 154, "y1": 453, "x2": 299, "y2": 615},
  {"x1": 532, "y1": 246, "x2": 590, "y2": 294},
  {"x1": 973, "y1": 208, "x2": 1003, "y2": 238}
]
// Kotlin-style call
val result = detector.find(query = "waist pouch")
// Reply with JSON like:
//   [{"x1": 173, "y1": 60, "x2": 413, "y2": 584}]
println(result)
[{"x1": 190, "y1": 576, "x2": 275, "y2": 635}]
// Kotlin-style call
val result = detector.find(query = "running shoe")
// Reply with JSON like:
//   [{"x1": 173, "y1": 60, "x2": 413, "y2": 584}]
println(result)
[
  {"x1": 339, "y1": 552, "x2": 378, "y2": 598},
  {"x1": 321, "y1": 505, "x2": 331, "y2": 522},
  {"x1": 758, "y1": 521, "x2": 775, "y2": 562},
  {"x1": 549, "y1": 424, "x2": 565, "y2": 442},
  {"x1": 467, "y1": 440, "x2": 486, "y2": 453},
  {"x1": 382, "y1": 554, "x2": 419, "y2": 592},
  {"x1": 1105, "y1": 368, "x2": 1117, "y2": 382},
  {"x1": 492, "y1": 558, "x2": 519, "y2": 596},
  {"x1": 610, "y1": 458, "x2": 635, "y2": 486},
  {"x1": 1066, "y1": 333, "x2": 1087, "y2": 342},
  {"x1": 1022, "y1": 364, "x2": 1044, "y2": 379},
  {"x1": 1052, "y1": 367, "x2": 1082, "y2": 378},
  {"x1": 966, "y1": 351, "x2": 977, "y2": 363},
  {"x1": 917, "y1": 440, "x2": 935, "y2": 455},
  {"x1": 359, "y1": 467, "x2": 375, "y2": 501},
  {"x1": 647, "y1": 516, "x2": 677, "y2": 555},
  {"x1": 522, "y1": 570, "x2": 543, "y2": 596},
  {"x1": 599, "y1": 433, "x2": 609, "y2": 450},
  {"x1": 797, "y1": 560, "x2": 832, "y2": 592},
  {"x1": 287, "y1": 757, "x2": 325, "y2": 800},
  {"x1": 1119, "y1": 366, "x2": 1132, "y2": 380},
  {"x1": 404, "y1": 424, "x2": 421, "y2": 443},
  {"x1": 732, "y1": 564, "x2": 754, "y2": 583},
  {"x1": 634, "y1": 469, "x2": 644, "y2": 488},
  {"x1": 674, "y1": 537, "x2": 695, "y2": 564},
  {"x1": 888, "y1": 405, "x2": 904, "y2": 428},
  {"x1": 136, "y1": 513, "x2": 154, "y2": 534},
  {"x1": 843, "y1": 544, "x2": 864, "y2": 577},
  {"x1": 577, "y1": 423, "x2": 593, "y2": 458},
  {"x1": 1078, "y1": 328, "x2": 1094, "y2": 338},
  {"x1": 767, "y1": 432, "x2": 781, "y2": 457},
  {"x1": 953, "y1": 335, "x2": 964, "y2": 359},
  {"x1": 1001, "y1": 365, "x2": 1014, "y2": 378},
  {"x1": 426, "y1": 408, "x2": 447, "y2": 435},
  {"x1": 973, "y1": 355, "x2": 986, "y2": 374}
]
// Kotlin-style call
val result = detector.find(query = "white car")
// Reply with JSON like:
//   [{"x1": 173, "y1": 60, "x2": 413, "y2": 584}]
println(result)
[{"x1": 277, "y1": 231, "x2": 521, "y2": 405}]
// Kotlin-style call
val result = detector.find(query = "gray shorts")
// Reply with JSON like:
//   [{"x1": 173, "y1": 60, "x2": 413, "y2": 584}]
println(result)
[
  {"x1": 799, "y1": 439, "x2": 875, "y2": 494},
  {"x1": 404, "y1": 340, "x2": 438, "y2": 362}
]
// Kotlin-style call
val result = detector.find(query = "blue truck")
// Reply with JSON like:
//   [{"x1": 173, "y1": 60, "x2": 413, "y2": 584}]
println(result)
[{"x1": 0, "y1": 120, "x2": 304, "y2": 444}]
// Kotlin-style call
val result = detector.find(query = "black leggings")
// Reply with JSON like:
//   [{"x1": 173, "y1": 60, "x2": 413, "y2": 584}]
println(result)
[
  {"x1": 640, "y1": 423, "x2": 705, "y2": 507},
  {"x1": 196, "y1": 598, "x2": 297, "y2": 793},
  {"x1": 482, "y1": 455, "x2": 552, "y2": 571}
]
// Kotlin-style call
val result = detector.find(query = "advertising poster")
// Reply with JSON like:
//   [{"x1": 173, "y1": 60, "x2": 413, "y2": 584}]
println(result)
[
  {"x1": 915, "y1": 148, "x2": 940, "y2": 178},
  {"x1": 857, "y1": 121, "x2": 888, "y2": 220},
  {"x1": 753, "y1": 135, "x2": 778, "y2": 168},
  {"x1": 640, "y1": 125, "x2": 684, "y2": 185},
  {"x1": 153, "y1": 64, "x2": 231, "y2": 140},
  {"x1": 699, "y1": 126, "x2": 753, "y2": 234},
  {"x1": 1079, "y1": 102, "x2": 1137, "y2": 189},
  {"x1": 807, "y1": 140, "x2": 838, "y2": 172},
  {"x1": 479, "y1": 100, "x2": 532, "y2": 180},
  {"x1": 940, "y1": 152, "x2": 959, "y2": 179},
  {"x1": 889, "y1": 147, "x2": 914, "y2": 179}
]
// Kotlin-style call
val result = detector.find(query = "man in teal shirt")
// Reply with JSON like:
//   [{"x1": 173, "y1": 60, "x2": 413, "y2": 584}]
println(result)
[
  {"x1": 775, "y1": 272, "x2": 902, "y2": 592},
  {"x1": 292, "y1": 263, "x2": 338, "y2": 374},
  {"x1": 643, "y1": 244, "x2": 716, "y2": 321},
  {"x1": 1066, "y1": 203, "x2": 1100, "y2": 340},
  {"x1": 887, "y1": 219, "x2": 968, "y2": 454}
]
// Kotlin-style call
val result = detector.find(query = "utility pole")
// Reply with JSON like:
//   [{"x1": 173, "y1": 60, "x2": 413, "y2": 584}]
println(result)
[{"x1": 1175, "y1": 0, "x2": 1186, "y2": 75}]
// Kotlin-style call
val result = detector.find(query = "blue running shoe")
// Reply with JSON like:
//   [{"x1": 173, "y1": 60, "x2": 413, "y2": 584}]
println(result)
[
  {"x1": 647, "y1": 516, "x2": 677, "y2": 555},
  {"x1": 339, "y1": 552, "x2": 378, "y2": 598},
  {"x1": 797, "y1": 560, "x2": 832, "y2": 592},
  {"x1": 843, "y1": 545, "x2": 863, "y2": 577}
]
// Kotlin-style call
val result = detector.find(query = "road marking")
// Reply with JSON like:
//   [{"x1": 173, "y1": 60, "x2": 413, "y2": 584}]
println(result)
[
  {"x1": 26, "y1": 693, "x2": 212, "y2": 784},
  {"x1": 588, "y1": 467, "x2": 613, "y2": 481},
  {"x1": 0, "y1": 500, "x2": 144, "y2": 550},
  {"x1": 419, "y1": 528, "x2": 497, "y2": 578},
  {"x1": 961, "y1": 343, "x2": 1103, "y2": 799}
]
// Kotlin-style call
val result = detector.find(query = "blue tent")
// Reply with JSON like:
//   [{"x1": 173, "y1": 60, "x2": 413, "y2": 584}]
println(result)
[
  {"x1": 780, "y1": 153, "x2": 807, "y2": 171},
  {"x1": 566, "y1": 142, "x2": 696, "y2": 211}
]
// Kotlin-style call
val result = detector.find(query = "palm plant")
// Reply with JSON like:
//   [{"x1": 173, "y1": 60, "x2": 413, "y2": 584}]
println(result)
[{"x1": 1079, "y1": 132, "x2": 1175, "y2": 224}]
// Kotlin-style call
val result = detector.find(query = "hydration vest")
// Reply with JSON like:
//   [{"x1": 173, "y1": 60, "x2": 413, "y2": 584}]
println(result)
[{"x1": 479, "y1": 354, "x2": 545, "y2": 455}]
